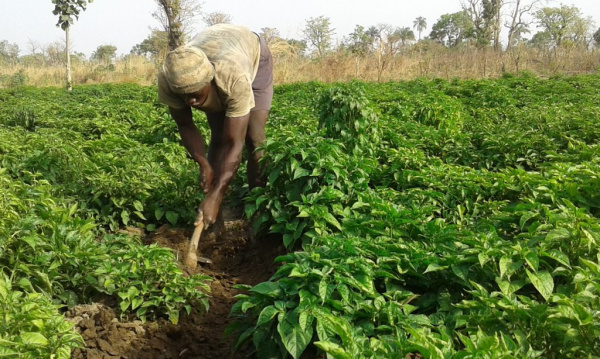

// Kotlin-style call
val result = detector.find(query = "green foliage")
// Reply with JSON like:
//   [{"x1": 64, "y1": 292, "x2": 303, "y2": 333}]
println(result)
[
  {"x1": 0, "y1": 169, "x2": 210, "y2": 323},
  {"x1": 0, "y1": 273, "x2": 83, "y2": 358},
  {"x1": 317, "y1": 84, "x2": 382, "y2": 155},
  {"x1": 91, "y1": 44, "x2": 118, "y2": 63},
  {"x1": 303, "y1": 15, "x2": 335, "y2": 58},
  {"x1": 52, "y1": 0, "x2": 93, "y2": 30},
  {"x1": 429, "y1": 11, "x2": 475, "y2": 47},
  {"x1": 2, "y1": 77, "x2": 600, "y2": 358},
  {"x1": 534, "y1": 5, "x2": 592, "y2": 47},
  {"x1": 233, "y1": 75, "x2": 600, "y2": 358},
  {"x1": 0, "y1": 84, "x2": 212, "y2": 357}
]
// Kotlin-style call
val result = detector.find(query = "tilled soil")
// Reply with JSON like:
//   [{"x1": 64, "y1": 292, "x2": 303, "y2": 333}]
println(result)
[{"x1": 66, "y1": 208, "x2": 285, "y2": 359}]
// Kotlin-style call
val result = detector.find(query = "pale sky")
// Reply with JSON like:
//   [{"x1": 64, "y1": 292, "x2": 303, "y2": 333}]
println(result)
[{"x1": 2, "y1": 0, "x2": 599, "y2": 57}]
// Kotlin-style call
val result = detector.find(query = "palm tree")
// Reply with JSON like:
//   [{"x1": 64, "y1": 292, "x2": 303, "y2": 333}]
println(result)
[
  {"x1": 395, "y1": 27, "x2": 416, "y2": 46},
  {"x1": 365, "y1": 26, "x2": 381, "y2": 50},
  {"x1": 413, "y1": 16, "x2": 427, "y2": 41}
]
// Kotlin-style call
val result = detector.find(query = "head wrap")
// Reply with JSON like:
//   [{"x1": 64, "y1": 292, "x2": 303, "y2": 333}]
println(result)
[{"x1": 163, "y1": 46, "x2": 214, "y2": 94}]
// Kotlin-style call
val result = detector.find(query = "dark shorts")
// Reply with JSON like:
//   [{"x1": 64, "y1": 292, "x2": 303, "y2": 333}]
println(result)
[{"x1": 251, "y1": 36, "x2": 273, "y2": 112}]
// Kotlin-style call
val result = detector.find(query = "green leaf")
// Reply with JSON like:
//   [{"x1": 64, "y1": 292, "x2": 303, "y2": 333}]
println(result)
[
  {"x1": 257, "y1": 305, "x2": 279, "y2": 326},
  {"x1": 131, "y1": 297, "x2": 143, "y2": 310},
  {"x1": 120, "y1": 300, "x2": 130, "y2": 312},
  {"x1": 319, "y1": 279, "x2": 328, "y2": 304},
  {"x1": 155, "y1": 208, "x2": 165, "y2": 220},
  {"x1": 69, "y1": 202, "x2": 78, "y2": 216},
  {"x1": 546, "y1": 228, "x2": 571, "y2": 241},
  {"x1": 133, "y1": 200, "x2": 143, "y2": 212},
  {"x1": 165, "y1": 211, "x2": 179, "y2": 225},
  {"x1": 20, "y1": 332, "x2": 48, "y2": 346},
  {"x1": 541, "y1": 250, "x2": 571, "y2": 268},
  {"x1": 524, "y1": 251, "x2": 539, "y2": 272},
  {"x1": 424, "y1": 263, "x2": 448, "y2": 273},
  {"x1": 277, "y1": 312, "x2": 313, "y2": 359},
  {"x1": 451, "y1": 264, "x2": 469, "y2": 283},
  {"x1": 250, "y1": 282, "x2": 282, "y2": 297},
  {"x1": 121, "y1": 210, "x2": 130, "y2": 225},
  {"x1": 20, "y1": 236, "x2": 38, "y2": 250},
  {"x1": 323, "y1": 213, "x2": 342, "y2": 231},
  {"x1": 499, "y1": 256, "x2": 510, "y2": 278},
  {"x1": 526, "y1": 270, "x2": 553, "y2": 301},
  {"x1": 314, "y1": 341, "x2": 352, "y2": 359}
]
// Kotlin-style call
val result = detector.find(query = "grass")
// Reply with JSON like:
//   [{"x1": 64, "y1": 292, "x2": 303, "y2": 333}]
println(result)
[{"x1": 1, "y1": 44, "x2": 599, "y2": 89}]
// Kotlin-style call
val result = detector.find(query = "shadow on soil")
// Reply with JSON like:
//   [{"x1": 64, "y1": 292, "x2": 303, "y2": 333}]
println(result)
[{"x1": 67, "y1": 207, "x2": 285, "y2": 359}]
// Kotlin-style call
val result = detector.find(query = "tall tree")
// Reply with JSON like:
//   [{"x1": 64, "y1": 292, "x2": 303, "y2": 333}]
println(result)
[
  {"x1": 396, "y1": 27, "x2": 416, "y2": 45},
  {"x1": 259, "y1": 27, "x2": 281, "y2": 45},
  {"x1": 430, "y1": 11, "x2": 475, "y2": 47},
  {"x1": 345, "y1": 25, "x2": 371, "y2": 77},
  {"x1": 202, "y1": 12, "x2": 232, "y2": 27},
  {"x1": 52, "y1": 0, "x2": 93, "y2": 91},
  {"x1": 131, "y1": 30, "x2": 169, "y2": 59},
  {"x1": 413, "y1": 16, "x2": 427, "y2": 41},
  {"x1": 462, "y1": 0, "x2": 503, "y2": 50},
  {"x1": 365, "y1": 26, "x2": 381, "y2": 46},
  {"x1": 302, "y1": 16, "x2": 335, "y2": 58},
  {"x1": 594, "y1": 27, "x2": 600, "y2": 47},
  {"x1": 505, "y1": 0, "x2": 541, "y2": 49},
  {"x1": 372, "y1": 24, "x2": 405, "y2": 81},
  {"x1": 91, "y1": 44, "x2": 117, "y2": 63},
  {"x1": 535, "y1": 4, "x2": 590, "y2": 47},
  {"x1": 0, "y1": 40, "x2": 19, "y2": 65},
  {"x1": 153, "y1": 0, "x2": 202, "y2": 50}
]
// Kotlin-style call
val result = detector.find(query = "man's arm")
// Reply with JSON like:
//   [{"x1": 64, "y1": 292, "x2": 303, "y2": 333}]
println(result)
[
  {"x1": 200, "y1": 114, "x2": 249, "y2": 225},
  {"x1": 169, "y1": 106, "x2": 214, "y2": 192}
]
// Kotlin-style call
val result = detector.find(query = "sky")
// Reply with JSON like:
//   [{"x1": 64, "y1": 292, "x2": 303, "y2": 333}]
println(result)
[{"x1": 2, "y1": 0, "x2": 599, "y2": 57}]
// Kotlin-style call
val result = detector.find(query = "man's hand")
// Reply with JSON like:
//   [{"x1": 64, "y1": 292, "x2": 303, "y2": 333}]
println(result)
[
  {"x1": 199, "y1": 162, "x2": 214, "y2": 194},
  {"x1": 196, "y1": 192, "x2": 221, "y2": 227}
]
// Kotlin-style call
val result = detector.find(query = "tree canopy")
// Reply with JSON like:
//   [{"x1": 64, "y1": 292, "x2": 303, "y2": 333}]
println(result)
[{"x1": 52, "y1": 0, "x2": 92, "y2": 30}]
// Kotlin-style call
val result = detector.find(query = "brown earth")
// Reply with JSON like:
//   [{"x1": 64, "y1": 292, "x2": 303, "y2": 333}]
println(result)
[{"x1": 66, "y1": 207, "x2": 286, "y2": 359}]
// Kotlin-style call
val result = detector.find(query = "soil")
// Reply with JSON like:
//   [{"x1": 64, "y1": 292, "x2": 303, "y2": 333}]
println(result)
[{"x1": 66, "y1": 207, "x2": 286, "y2": 359}]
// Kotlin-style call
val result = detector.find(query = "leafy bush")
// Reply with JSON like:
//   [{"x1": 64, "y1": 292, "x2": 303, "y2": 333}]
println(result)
[{"x1": 0, "y1": 274, "x2": 82, "y2": 359}]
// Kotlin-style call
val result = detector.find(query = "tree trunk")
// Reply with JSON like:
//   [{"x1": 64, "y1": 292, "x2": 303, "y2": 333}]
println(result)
[{"x1": 65, "y1": 27, "x2": 72, "y2": 91}]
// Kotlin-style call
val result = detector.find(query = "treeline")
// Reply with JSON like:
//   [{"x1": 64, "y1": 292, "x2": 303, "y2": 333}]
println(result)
[{"x1": 1, "y1": 1, "x2": 599, "y2": 87}]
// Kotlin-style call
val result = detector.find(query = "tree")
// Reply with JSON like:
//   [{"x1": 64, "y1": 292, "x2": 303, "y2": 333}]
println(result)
[
  {"x1": 52, "y1": 0, "x2": 93, "y2": 91},
  {"x1": 131, "y1": 30, "x2": 169, "y2": 59},
  {"x1": 462, "y1": 0, "x2": 503, "y2": 50},
  {"x1": 534, "y1": 5, "x2": 591, "y2": 47},
  {"x1": 153, "y1": 0, "x2": 202, "y2": 50},
  {"x1": 0, "y1": 40, "x2": 19, "y2": 65},
  {"x1": 202, "y1": 12, "x2": 232, "y2": 27},
  {"x1": 44, "y1": 41, "x2": 65, "y2": 66},
  {"x1": 396, "y1": 27, "x2": 416, "y2": 45},
  {"x1": 429, "y1": 11, "x2": 475, "y2": 47},
  {"x1": 372, "y1": 24, "x2": 406, "y2": 81},
  {"x1": 302, "y1": 16, "x2": 335, "y2": 58},
  {"x1": 284, "y1": 38, "x2": 308, "y2": 57},
  {"x1": 505, "y1": 0, "x2": 542, "y2": 49},
  {"x1": 413, "y1": 16, "x2": 427, "y2": 41},
  {"x1": 345, "y1": 25, "x2": 371, "y2": 55},
  {"x1": 259, "y1": 27, "x2": 281, "y2": 45},
  {"x1": 344, "y1": 25, "x2": 371, "y2": 77},
  {"x1": 594, "y1": 27, "x2": 600, "y2": 47},
  {"x1": 91, "y1": 44, "x2": 117, "y2": 63},
  {"x1": 365, "y1": 26, "x2": 381, "y2": 46}
]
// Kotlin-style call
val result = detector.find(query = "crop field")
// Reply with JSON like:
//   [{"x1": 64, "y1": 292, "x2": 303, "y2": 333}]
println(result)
[{"x1": 1, "y1": 73, "x2": 599, "y2": 358}]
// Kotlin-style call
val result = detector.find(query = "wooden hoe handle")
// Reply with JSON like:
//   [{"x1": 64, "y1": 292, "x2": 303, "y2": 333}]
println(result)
[{"x1": 185, "y1": 212, "x2": 205, "y2": 269}]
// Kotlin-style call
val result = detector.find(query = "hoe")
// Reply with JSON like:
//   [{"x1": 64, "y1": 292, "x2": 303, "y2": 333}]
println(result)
[{"x1": 185, "y1": 211, "x2": 211, "y2": 269}]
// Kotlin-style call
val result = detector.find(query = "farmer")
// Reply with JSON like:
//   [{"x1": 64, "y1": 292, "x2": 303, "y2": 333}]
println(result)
[{"x1": 157, "y1": 24, "x2": 273, "y2": 230}]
